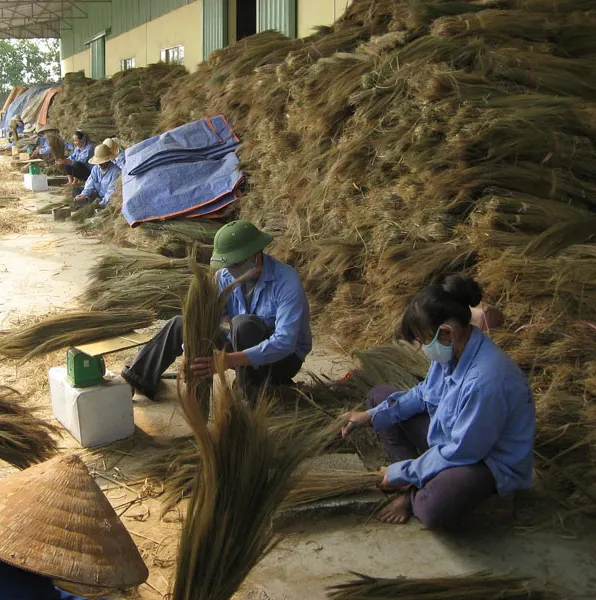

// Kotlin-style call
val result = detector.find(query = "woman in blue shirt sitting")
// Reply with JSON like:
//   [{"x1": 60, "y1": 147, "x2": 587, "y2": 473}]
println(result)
[
  {"x1": 56, "y1": 130, "x2": 95, "y2": 186},
  {"x1": 343, "y1": 275, "x2": 535, "y2": 530}
]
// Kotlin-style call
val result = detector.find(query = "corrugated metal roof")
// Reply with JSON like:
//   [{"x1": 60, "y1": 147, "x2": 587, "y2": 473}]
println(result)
[{"x1": 0, "y1": 0, "x2": 108, "y2": 39}]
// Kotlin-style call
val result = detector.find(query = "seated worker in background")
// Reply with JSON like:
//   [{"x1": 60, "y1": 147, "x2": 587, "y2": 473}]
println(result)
[
  {"x1": 31, "y1": 124, "x2": 66, "y2": 162},
  {"x1": 56, "y1": 129, "x2": 95, "y2": 186},
  {"x1": 102, "y1": 137, "x2": 126, "y2": 170},
  {"x1": 74, "y1": 144, "x2": 121, "y2": 209},
  {"x1": 122, "y1": 220, "x2": 312, "y2": 400},
  {"x1": 9, "y1": 114, "x2": 24, "y2": 141},
  {"x1": 342, "y1": 275, "x2": 535, "y2": 531}
]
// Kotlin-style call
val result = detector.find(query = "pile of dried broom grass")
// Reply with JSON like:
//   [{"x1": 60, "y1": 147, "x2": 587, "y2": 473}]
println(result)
[
  {"x1": 0, "y1": 309, "x2": 154, "y2": 361},
  {"x1": 0, "y1": 386, "x2": 59, "y2": 469},
  {"x1": 151, "y1": 0, "x2": 596, "y2": 504},
  {"x1": 327, "y1": 572, "x2": 559, "y2": 600}
]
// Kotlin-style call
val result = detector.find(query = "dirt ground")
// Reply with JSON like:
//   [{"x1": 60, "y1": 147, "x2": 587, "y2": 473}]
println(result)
[{"x1": 1, "y1": 155, "x2": 596, "y2": 600}]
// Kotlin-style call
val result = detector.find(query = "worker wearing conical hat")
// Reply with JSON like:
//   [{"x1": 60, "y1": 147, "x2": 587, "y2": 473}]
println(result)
[
  {"x1": 0, "y1": 454, "x2": 148, "y2": 598},
  {"x1": 102, "y1": 137, "x2": 126, "y2": 170},
  {"x1": 74, "y1": 143, "x2": 122, "y2": 210},
  {"x1": 122, "y1": 220, "x2": 313, "y2": 402}
]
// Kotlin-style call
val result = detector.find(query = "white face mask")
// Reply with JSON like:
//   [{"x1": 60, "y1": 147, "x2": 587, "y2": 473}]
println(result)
[
  {"x1": 227, "y1": 258, "x2": 256, "y2": 280},
  {"x1": 422, "y1": 325, "x2": 454, "y2": 363}
]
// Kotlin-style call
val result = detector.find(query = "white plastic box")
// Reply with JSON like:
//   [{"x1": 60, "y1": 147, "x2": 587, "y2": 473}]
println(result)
[
  {"x1": 49, "y1": 367, "x2": 135, "y2": 447},
  {"x1": 23, "y1": 173, "x2": 48, "y2": 192}
]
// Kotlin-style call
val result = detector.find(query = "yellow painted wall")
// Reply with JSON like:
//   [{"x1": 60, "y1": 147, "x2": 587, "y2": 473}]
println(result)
[
  {"x1": 146, "y1": 1, "x2": 203, "y2": 69},
  {"x1": 106, "y1": 26, "x2": 148, "y2": 75},
  {"x1": 298, "y1": 0, "x2": 335, "y2": 38},
  {"x1": 335, "y1": 0, "x2": 351, "y2": 20},
  {"x1": 61, "y1": 49, "x2": 91, "y2": 77}
]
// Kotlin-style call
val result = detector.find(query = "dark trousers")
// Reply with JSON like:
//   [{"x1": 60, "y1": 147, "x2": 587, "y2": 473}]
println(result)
[
  {"x1": 64, "y1": 161, "x2": 91, "y2": 181},
  {"x1": 122, "y1": 315, "x2": 303, "y2": 400},
  {"x1": 368, "y1": 384, "x2": 497, "y2": 530}
]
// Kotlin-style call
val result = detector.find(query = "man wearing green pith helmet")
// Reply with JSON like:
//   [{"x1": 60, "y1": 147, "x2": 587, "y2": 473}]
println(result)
[{"x1": 122, "y1": 220, "x2": 312, "y2": 399}]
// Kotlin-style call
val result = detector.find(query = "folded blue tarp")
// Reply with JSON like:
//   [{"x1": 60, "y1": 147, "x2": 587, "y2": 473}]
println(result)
[
  {"x1": 122, "y1": 150, "x2": 243, "y2": 226},
  {"x1": 122, "y1": 116, "x2": 243, "y2": 226},
  {"x1": 124, "y1": 116, "x2": 239, "y2": 177}
]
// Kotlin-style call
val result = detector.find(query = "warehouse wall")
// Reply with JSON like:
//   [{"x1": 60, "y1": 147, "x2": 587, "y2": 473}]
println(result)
[
  {"x1": 297, "y1": 0, "x2": 350, "y2": 37},
  {"x1": 104, "y1": 1, "x2": 203, "y2": 75},
  {"x1": 61, "y1": 49, "x2": 92, "y2": 77}
]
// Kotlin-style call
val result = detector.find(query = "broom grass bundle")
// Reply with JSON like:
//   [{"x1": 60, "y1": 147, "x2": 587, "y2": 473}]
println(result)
[
  {"x1": 0, "y1": 386, "x2": 60, "y2": 469},
  {"x1": 83, "y1": 270, "x2": 190, "y2": 318},
  {"x1": 0, "y1": 310, "x2": 154, "y2": 361},
  {"x1": 88, "y1": 248, "x2": 191, "y2": 283},
  {"x1": 327, "y1": 572, "x2": 560, "y2": 600},
  {"x1": 281, "y1": 470, "x2": 384, "y2": 509},
  {"x1": 70, "y1": 203, "x2": 97, "y2": 223},
  {"x1": 141, "y1": 220, "x2": 221, "y2": 246},
  {"x1": 172, "y1": 355, "x2": 331, "y2": 600},
  {"x1": 45, "y1": 131, "x2": 66, "y2": 161},
  {"x1": 36, "y1": 200, "x2": 72, "y2": 215}
]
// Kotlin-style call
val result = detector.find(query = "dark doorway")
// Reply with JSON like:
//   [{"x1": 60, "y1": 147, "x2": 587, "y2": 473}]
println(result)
[{"x1": 237, "y1": 0, "x2": 257, "y2": 40}]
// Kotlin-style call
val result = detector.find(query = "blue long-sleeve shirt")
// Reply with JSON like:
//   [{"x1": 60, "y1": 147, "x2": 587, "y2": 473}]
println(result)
[
  {"x1": 114, "y1": 150, "x2": 126, "y2": 170},
  {"x1": 369, "y1": 327, "x2": 535, "y2": 495},
  {"x1": 81, "y1": 163, "x2": 121, "y2": 208},
  {"x1": 217, "y1": 254, "x2": 312, "y2": 367},
  {"x1": 68, "y1": 141, "x2": 95, "y2": 168},
  {"x1": 0, "y1": 560, "x2": 100, "y2": 600}
]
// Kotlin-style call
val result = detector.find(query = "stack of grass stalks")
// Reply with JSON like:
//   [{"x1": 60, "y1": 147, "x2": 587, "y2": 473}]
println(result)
[
  {"x1": 0, "y1": 310, "x2": 154, "y2": 361},
  {"x1": 0, "y1": 386, "x2": 59, "y2": 469},
  {"x1": 152, "y1": 0, "x2": 596, "y2": 504},
  {"x1": 111, "y1": 62, "x2": 187, "y2": 146},
  {"x1": 327, "y1": 572, "x2": 559, "y2": 600}
]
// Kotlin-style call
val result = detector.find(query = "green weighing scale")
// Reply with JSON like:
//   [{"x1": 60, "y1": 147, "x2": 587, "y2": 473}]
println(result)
[{"x1": 66, "y1": 332, "x2": 151, "y2": 388}]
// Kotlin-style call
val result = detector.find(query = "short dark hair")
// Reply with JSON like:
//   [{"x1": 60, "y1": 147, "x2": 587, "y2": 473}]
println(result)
[
  {"x1": 401, "y1": 275, "x2": 482, "y2": 343},
  {"x1": 73, "y1": 130, "x2": 86, "y2": 140}
]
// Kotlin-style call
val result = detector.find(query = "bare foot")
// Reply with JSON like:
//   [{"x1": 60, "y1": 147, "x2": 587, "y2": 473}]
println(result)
[{"x1": 377, "y1": 493, "x2": 411, "y2": 525}]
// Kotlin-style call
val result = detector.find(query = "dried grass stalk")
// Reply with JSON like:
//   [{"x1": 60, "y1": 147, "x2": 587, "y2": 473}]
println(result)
[
  {"x1": 327, "y1": 572, "x2": 560, "y2": 599},
  {"x1": 0, "y1": 386, "x2": 60, "y2": 469},
  {"x1": 0, "y1": 310, "x2": 155, "y2": 361},
  {"x1": 282, "y1": 470, "x2": 383, "y2": 509}
]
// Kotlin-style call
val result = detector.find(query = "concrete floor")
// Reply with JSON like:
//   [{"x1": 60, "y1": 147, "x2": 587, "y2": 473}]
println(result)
[{"x1": 1, "y1": 158, "x2": 595, "y2": 600}]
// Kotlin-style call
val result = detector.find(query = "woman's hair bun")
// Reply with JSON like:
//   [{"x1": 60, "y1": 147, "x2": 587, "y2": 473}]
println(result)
[{"x1": 442, "y1": 274, "x2": 482, "y2": 308}]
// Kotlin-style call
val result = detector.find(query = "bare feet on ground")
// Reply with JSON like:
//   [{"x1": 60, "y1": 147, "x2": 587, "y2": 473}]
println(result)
[{"x1": 377, "y1": 493, "x2": 411, "y2": 525}]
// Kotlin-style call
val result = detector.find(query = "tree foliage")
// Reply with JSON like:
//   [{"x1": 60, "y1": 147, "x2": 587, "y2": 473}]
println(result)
[{"x1": 0, "y1": 39, "x2": 60, "y2": 95}]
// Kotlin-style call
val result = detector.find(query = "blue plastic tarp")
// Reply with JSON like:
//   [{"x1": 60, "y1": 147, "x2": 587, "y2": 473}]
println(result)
[
  {"x1": 1, "y1": 85, "x2": 53, "y2": 129},
  {"x1": 122, "y1": 150, "x2": 243, "y2": 226},
  {"x1": 124, "y1": 116, "x2": 240, "y2": 176}
]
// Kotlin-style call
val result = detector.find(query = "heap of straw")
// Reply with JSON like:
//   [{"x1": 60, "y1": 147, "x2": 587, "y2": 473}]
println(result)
[
  {"x1": 152, "y1": 0, "x2": 596, "y2": 504},
  {"x1": 83, "y1": 271, "x2": 189, "y2": 318},
  {"x1": 327, "y1": 572, "x2": 559, "y2": 600},
  {"x1": 0, "y1": 310, "x2": 155, "y2": 361},
  {"x1": 88, "y1": 248, "x2": 191, "y2": 284},
  {"x1": 0, "y1": 386, "x2": 59, "y2": 469}
]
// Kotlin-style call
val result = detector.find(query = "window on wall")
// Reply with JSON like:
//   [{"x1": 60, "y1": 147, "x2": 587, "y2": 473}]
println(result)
[
  {"x1": 121, "y1": 58, "x2": 136, "y2": 71},
  {"x1": 160, "y1": 46, "x2": 185, "y2": 65}
]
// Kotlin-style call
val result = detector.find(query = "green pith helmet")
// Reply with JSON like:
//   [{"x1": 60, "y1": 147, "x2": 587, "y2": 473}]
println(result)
[{"x1": 210, "y1": 220, "x2": 273, "y2": 270}]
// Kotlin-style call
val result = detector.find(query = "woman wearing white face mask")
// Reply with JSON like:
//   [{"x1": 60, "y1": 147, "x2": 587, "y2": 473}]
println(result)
[{"x1": 342, "y1": 275, "x2": 535, "y2": 530}]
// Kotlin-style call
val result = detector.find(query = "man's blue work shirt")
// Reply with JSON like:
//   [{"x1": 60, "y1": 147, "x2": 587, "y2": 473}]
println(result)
[
  {"x1": 217, "y1": 254, "x2": 312, "y2": 367},
  {"x1": 81, "y1": 163, "x2": 121, "y2": 208},
  {"x1": 368, "y1": 327, "x2": 535, "y2": 495},
  {"x1": 68, "y1": 142, "x2": 95, "y2": 168},
  {"x1": 113, "y1": 150, "x2": 125, "y2": 170}
]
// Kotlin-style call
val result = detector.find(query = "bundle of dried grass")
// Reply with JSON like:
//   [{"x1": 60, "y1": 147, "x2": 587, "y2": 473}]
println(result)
[
  {"x1": 327, "y1": 572, "x2": 559, "y2": 600},
  {"x1": 44, "y1": 130, "x2": 66, "y2": 161},
  {"x1": 88, "y1": 248, "x2": 191, "y2": 283},
  {"x1": 0, "y1": 310, "x2": 154, "y2": 361},
  {"x1": 83, "y1": 270, "x2": 190, "y2": 318},
  {"x1": 172, "y1": 358, "x2": 329, "y2": 600},
  {"x1": 0, "y1": 386, "x2": 59, "y2": 469},
  {"x1": 282, "y1": 470, "x2": 383, "y2": 509},
  {"x1": 180, "y1": 259, "x2": 231, "y2": 420}
]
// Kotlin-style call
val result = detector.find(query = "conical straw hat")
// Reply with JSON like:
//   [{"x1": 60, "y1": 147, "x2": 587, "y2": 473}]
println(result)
[
  {"x1": 88, "y1": 143, "x2": 118, "y2": 165},
  {"x1": 0, "y1": 454, "x2": 148, "y2": 587}
]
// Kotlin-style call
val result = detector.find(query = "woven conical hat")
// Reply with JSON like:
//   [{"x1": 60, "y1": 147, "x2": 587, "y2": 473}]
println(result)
[{"x1": 0, "y1": 454, "x2": 148, "y2": 587}]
